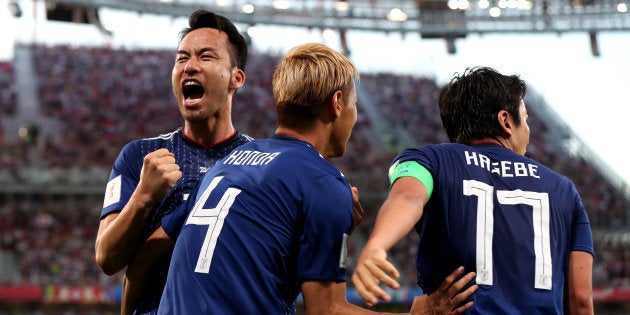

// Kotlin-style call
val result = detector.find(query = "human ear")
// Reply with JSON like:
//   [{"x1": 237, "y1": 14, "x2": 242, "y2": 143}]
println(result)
[
  {"x1": 497, "y1": 109, "x2": 513, "y2": 138},
  {"x1": 229, "y1": 68, "x2": 246, "y2": 89},
  {"x1": 329, "y1": 90, "x2": 344, "y2": 119}
]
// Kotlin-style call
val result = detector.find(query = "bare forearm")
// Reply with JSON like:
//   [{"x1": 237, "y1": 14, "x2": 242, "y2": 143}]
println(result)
[
  {"x1": 567, "y1": 251, "x2": 594, "y2": 315},
  {"x1": 97, "y1": 148, "x2": 182, "y2": 274},
  {"x1": 95, "y1": 193, "x2": 154, "y2": 274},
  {"x1": 305, "y1": 303, "x2": 406, "y2": 315},
  {"x1": 122, "y1": 258, "x2": 151, "y2": 315},
  {"x1": 302, "y1": 281, "x2": 405, "y2": 315},
  {"x1": 364, "y1": 193, "x2": 423, "y2": 252},
  {"x1": 122, "y1": 228, "x2": 173, "y2": 314}
]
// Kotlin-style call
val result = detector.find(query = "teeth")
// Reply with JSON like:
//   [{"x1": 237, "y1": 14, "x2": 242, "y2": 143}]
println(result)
[{"x1": 184, "y1": 81, "x2": 200, "y2": 86}]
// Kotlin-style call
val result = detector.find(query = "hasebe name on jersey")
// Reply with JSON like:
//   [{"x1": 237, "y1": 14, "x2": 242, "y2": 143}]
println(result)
[{"x1": 464, "y1": 150, "x2": 540, "y2": 179}]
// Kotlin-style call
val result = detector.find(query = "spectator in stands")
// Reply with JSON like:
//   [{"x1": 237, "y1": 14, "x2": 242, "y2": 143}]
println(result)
[
  {"x1": 352, "y1": 67, "x2": 594, "y2": 314},
  {"x1": 123, "y1": 42, "x2": 477, "y2": 315},
  {"x1": 94, "y1": 10, "x2": 252, "y2": 314},
  {"x1": 4, "y1": 40, "x2": 630, "y2": 305}
]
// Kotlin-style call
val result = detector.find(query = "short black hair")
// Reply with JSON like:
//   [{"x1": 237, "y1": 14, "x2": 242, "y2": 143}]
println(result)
[
  {"x1": 438, "y1": 66, "x2": 527, "y2": 144},
  {"x1": 178, "y1": 10, "x2": 248, "y2": 71}
]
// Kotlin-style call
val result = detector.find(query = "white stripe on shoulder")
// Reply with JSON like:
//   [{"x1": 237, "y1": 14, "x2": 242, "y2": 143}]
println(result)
[{"x1": 143, "y1": 130, "x2": 178, "y2": 141}]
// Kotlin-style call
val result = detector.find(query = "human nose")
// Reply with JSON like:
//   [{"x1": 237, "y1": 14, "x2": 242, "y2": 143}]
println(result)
[{"x1": 184, "y1": 59, "x2": 199, "y2": 75}]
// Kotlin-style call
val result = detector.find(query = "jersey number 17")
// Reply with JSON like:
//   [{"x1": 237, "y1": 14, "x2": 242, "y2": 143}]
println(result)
[{"x1": 463, "y1": 179, "x2": 552, "y2": 290}]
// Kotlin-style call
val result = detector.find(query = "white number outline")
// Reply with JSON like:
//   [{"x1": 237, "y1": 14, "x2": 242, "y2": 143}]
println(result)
[
  {"x1": 185, "y1": 176, "x2": 241, "y2": 274},
  {"x1": 463, "y1": 180, "x2": 552, "y2": 290}
]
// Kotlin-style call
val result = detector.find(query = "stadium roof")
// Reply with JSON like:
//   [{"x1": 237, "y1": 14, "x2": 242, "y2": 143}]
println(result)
[{"x1": 48, "y1": 0, "x2": 630, "y2": 34}]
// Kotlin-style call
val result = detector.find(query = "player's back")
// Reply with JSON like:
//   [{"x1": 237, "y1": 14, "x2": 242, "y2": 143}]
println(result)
[
  {"x1": 159, "y1": 135, "x2": 353, "y2": 314},
  {"x1": 395, "y1": 142, "x2": 593, "y2": 314}
]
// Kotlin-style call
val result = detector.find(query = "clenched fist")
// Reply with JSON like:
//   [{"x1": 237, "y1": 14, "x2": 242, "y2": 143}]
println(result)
[{"x1": 137, "y1": 148, "x2": 183, "y2": 205}]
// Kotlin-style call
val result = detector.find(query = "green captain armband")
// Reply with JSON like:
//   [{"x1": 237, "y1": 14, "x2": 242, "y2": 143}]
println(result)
[{"x1": 388, "y1": 160, "x2": 434, "y2": 197}]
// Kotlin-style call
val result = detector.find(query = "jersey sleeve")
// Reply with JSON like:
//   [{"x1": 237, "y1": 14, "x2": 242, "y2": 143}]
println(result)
[
  {"x1": 392, "y1": 147, "x2": 437, "y2": 172},
  {"x1": 569, "y1": 183, "x2": 595, "y2": 256},
  {"x1": 100, "y1": 141, "x2": 143, "y2": 219},
  {"x1": 389, "y1": 160, "x2": 435, "y2": 197},
  {"x1": 296, "y1": 174, "x2": 353, "y2": 282}
]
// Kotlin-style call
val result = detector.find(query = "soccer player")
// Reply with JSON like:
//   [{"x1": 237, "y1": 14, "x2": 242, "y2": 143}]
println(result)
[
  {"x1": 124, "y1": 43, "x2": 477, "y2": 315},
  {"x1": 352, "y1": 67, "x2": 594, "y2": 314},
  {"x1": 94, "y1": 10, "x2": 252, "y2": 314}
]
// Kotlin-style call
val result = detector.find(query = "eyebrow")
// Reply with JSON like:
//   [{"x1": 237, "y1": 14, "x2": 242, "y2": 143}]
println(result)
[{"x1": 177, "y1": 47, "x2": 218, "y2": 56}]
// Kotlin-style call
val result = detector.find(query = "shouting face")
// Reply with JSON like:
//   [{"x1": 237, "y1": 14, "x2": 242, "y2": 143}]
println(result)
[{"x1": 172, "y1": 27, "x2": 244, "y2": 124}]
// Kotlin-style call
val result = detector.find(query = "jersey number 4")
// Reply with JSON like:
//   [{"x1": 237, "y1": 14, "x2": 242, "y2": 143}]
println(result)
[
  {"x1": 185, "y1": 176, "x2": 241, "y2": 274},
  {"x1": 463, "y1": 179, "x2": 552, "y2": 290}
]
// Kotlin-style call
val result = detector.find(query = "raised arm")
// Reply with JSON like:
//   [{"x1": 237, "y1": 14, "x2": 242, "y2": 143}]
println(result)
[
  {"x1": 95, "y1": 148, "x2": 181, "y2": 275},
  {"x1": 352, "y1": 176, "x2": 428, "y2": 306},
  {"x1": 122, "y1": 227, "x2": 175, "y2": 315},
  {"x1": 566, "y1": 251, "x2": 594, "y2": 315}
]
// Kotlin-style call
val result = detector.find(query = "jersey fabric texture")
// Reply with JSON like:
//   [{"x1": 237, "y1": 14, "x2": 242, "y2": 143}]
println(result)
[
  {"x1": 393, "y1": 142, "x2": 594, "y2": 315},
  {"x1": 158, "y1": 134, "x2": 353, "y2": 315},
  {"x1": 100, "y1": 128, "x2": 251, "y2": 314}
]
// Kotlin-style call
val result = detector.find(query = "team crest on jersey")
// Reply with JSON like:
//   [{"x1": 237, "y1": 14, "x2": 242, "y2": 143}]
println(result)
[{"x1": 103, "y1": 175, "x2": 121, "y2": 208}]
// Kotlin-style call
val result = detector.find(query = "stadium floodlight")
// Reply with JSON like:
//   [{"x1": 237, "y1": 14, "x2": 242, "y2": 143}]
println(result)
[
  {"x1": 216, "y1": 0, "x2": 231, "y2": 7},
  {"x1": 334, "y1": 1, "x2": 349, "y2": 11},
  {"x1": 242, "y1": 3, "x2": 255, "y2": 14},
  {"x1": 489, "y1": 6, "x2": 501, "y2": 17},
  {"x1": 272, "y1": 0, "x2": 290, "y2": 10},
  {"x1": 387, "y1": 8, "x2": 407, "y2": 22}
]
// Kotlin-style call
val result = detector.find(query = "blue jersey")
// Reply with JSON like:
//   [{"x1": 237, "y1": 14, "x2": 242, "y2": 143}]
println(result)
[
  {"x1": 100, "y1": 128, "x2": 251, "y2": 314},
  {"x1": 394, "y1": 142, "x2": 593, "y2": 315},
  {"x1": 159, "y1": 134, "x2": 353, "y2": 315}
]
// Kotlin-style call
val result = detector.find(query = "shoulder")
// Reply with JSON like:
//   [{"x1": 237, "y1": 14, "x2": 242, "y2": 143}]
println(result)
[
  {"x1": 272, "y1": 140, "x2": 345, "y2": 180},
  {"x1": 239, "y1": 133, "x2": 255, "y2": 143},
  {"x1": 394, "y1": 143, "x2": 456, "y2": 164},
  {"x1": 128, "y1": 129, "x2": 184, "y2": 152},
  {"x1": 141, "y1": 129, "x2": 181, "y2": 143},
  {"x1": 115, "y1": 129, "x2": 181, "y2": 160}
]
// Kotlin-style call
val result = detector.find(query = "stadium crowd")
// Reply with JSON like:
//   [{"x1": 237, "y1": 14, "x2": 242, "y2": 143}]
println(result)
[
  {"x1": 1, "y1": 44, "x2": 629, "y2": 294},
  {"x1": 0, "y1": 61, "x2": 17, "y2": 117}
]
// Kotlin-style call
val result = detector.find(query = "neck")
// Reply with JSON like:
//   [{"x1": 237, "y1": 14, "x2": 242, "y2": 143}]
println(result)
[
  {"x1": 184, "y1": 120, "x2": 235, "y2": 149},
  {"x1": 471, "y1": 138, "x2": 505, "y2": 147},
  {"x1": 275, "y1": 126, "x2": 332, "y2": 158}
]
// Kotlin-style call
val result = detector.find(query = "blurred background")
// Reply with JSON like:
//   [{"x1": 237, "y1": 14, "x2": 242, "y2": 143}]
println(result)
[{"x1": 1, "y1": 0, "x2": 629, "y2": 314}]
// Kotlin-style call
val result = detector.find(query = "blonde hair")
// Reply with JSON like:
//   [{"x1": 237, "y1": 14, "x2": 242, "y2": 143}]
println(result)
[{"x1": 273, "y1": 43, "x2": 359, "y2": 129}]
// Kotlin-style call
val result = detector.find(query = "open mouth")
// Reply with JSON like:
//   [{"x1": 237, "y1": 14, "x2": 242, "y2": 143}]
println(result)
[{"x1": 183, "y1": 80, "x2": 204, "y2": 100}]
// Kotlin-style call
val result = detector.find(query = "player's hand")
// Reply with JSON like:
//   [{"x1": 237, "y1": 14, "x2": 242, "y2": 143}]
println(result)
[
  {"x1": 350, "y1": 186, "x2": 365, "y2": 234},
  {"x1": 351, "y1": 247, "x2": 400, "y2": 307},
  {"x1": 409, "y1": 266, "x2": 477, "y2": 315},
  {"x1": 137, "y1": 148, "x2": 182, "y2": 203}
]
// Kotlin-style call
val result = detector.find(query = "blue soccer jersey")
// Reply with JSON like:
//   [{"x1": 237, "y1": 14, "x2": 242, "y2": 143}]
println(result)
[
  {"x1": 158, "y1": 134, "x2": 354, "y2": 315},
  {"x1": 100, "y1": 128, "x2": 251, "y2": 313},
  {"x1": 393, "y1": 142, "x2": 594, "y2": 315}
]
